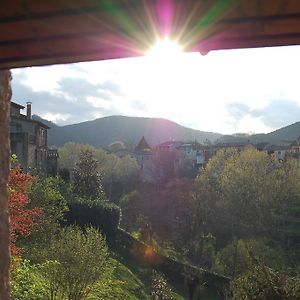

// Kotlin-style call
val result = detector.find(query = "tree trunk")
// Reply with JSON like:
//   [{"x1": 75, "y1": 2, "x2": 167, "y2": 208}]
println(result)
[
  {"x1": 0, "y1": 70, "x2": 11, "y2": 300},
  {"x1": 232, "y1": 235, "x2": 238, "y2": 278}
]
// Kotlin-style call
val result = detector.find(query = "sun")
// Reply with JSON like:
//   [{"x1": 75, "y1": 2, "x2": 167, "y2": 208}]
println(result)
[
  {"x1": 146, "y1": 37, "x2": 183, "y2": 60},
  {"x1": 142, "y1": 37, "x2": 188, "y2": 113}
]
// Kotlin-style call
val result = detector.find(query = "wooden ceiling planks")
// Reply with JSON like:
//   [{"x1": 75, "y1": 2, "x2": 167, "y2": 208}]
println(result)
[{"x1": 1, "y1": 0, "x2": 300, "y2": 69}]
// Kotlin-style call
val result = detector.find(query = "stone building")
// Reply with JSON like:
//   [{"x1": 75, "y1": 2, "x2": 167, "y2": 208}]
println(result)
[{"x1": 10, "y1": 101, "x2": 58, "y2": 174}]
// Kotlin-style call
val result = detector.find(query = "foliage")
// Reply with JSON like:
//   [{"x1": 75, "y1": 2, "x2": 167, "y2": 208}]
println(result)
[
  {"x1": 67, "y1": 197, "x2": 121, "y2": 236},
  {"x1": 184, "y1": 233, "x2": 216, "y2": 269},
  {"x1": 11, "y1": 259, "x2": 47, "y2": 300},
  {"x1": 195, "y1": 147, "x2": 300, "y2": 242},
  {"x1": 73, "y1": 149, "x2": 106, "y2": 200},
  {"x1": 119, "y1": 190, "x2": 141, "y2": 230},
  {"x1": 136, "y1": 214, "x2": 154, "y2": 244},
  {"x1": 108, "y1": 141, "x2": 125, "y2": 153},
  {"x1": 41, "y1": 226, "x2": 111, "y2": 300},
  {"x1": 149, "y1": 149, "x2": 182, "y2": 184},
  {"x1": 89, "y1": 259, "x2": 149, "y2": 300},
  {"x1": 58, "y1": 142, "x2": 140, "y2": 200},
  {"x1": 214, "y1": 239, "x2": 285, "y2": 277},
  {"x1": 24, "y1": 176, "x2": 68, "y2": 259},
  {"x1": 8, "y1": 167, "x2": 43, "y2": 256},
  {"x1": 231, "y1": 264, "x2": 300, "y2": 300},
  {"x1": 151, "y1": 271, "x2": 174, "y2": 300},
  {"x1": 58, "y1": 142, "x2": 106, "y2": 172}
]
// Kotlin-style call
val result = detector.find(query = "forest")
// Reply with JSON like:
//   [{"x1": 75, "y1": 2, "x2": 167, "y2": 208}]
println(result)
[{"x1": 10, "y1": 142, "x2": 300, "y2": 299}]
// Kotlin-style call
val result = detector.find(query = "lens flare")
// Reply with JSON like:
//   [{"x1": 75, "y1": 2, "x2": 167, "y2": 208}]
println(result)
[{"x1": 147, "y1": 37, "x2": 183, "y2": 58}]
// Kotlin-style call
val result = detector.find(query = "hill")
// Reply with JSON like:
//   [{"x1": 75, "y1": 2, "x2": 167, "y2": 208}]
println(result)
[
  {"x1": 34, "y1": 115, "x2": 300, "y2": 148},
  {"x1": 215, "y1": 122, "x2": 300, "y2": 146},
  {"x1": 33, "y1": 115, "x2": 223, "y2": 147},
  {"x1": 249, "y1": 121, "x2": 300, "y2": 145}
]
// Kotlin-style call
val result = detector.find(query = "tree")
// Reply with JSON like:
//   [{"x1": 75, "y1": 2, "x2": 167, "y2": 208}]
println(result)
[
  {"x1": 72, "y1": 150, "x2": 105, "y2": 200},
  {"x1": 195, "y1": 147, "x2": 300, "y2": 238},
  {"x1": 231, "y1": 264, "x2": 300, "y2": 300},
  {"x1": 194, "y1": 147, "x2": 300, "y2": 275},
  {"x1": 214, "y1": 239, "x2": 285, "y2": 277},
  {"x1": 23, "y1": 176, "x2": 69, "y2": 258},
  {"x1": 8, "y1": 167, "x2": 43, "y2": 256},
  {"x1": 58, "y1": 142, "x2": 140, "y2": 200},
  {"x1": 108, "y1": 141, "x2": 125, "y2": 153},
  {"x1": 42, "y1": 226, "x2": 111, "y2": 300},
  {"x1": 150, "y1": 149, "x2": 181, "y2": 184},
  {"x1": 58, "y1": 142, "x2": 107, "y2": 173}
]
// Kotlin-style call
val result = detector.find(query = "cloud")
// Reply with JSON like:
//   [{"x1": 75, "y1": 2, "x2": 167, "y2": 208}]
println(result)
[
  {"x1": 226, "y1": 103, "x2": 250, "y2": 121},
  {"x1": 11, "y1": 71, "x2": 124, "y2": 125},
  {"x1": 252, "y1": 100, "x2": 300, "y2": 128},
  {"x1": 56, "y1": 77, "x2": 122, "y2": 102},
  {"x1": 226, "y1": 100, "x2": 300, "y2": 130}
]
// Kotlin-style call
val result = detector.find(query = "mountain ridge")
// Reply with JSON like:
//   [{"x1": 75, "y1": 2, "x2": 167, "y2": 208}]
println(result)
[
  {"x1": 33, "y1": 115, "x2": 222, "y2": 147},
  {"x1": 33, "y1": 115, "x2": 300, "y2": 148}
]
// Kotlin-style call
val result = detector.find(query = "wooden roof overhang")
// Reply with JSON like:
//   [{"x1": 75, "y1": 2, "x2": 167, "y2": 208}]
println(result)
[{"x1": 1, "y1": 0, "x2": 300, "y2": 69}]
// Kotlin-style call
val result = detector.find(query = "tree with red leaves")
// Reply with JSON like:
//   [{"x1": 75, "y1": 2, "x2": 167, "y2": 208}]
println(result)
[{"x1": 8, "y1": 167, "x2": 43, "y2": 256}]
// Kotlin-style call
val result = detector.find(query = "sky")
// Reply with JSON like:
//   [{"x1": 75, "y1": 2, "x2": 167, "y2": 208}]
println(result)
[{"x1": 11, "y1": 43, "x2": 300, "y2": 135}]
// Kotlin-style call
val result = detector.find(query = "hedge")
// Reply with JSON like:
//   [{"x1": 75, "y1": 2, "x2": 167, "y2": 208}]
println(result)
[{"x1": 66, "y1": 198, "x2": 121, "y2": 236}]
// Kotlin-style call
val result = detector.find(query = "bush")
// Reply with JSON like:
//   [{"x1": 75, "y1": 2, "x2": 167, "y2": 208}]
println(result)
[
  {"x1": 231, "y1": 264, "x2": 300, "y2": 300},
  {"x1": 42, "y1": 226, "x2": 112, "y2": 300},
  {"x1": 67, "y1": 198, "x2": 121, "y2": 236},
  {"x1": 11, "y1": 259, "x2": 47, "y2": 300},
  {"x1": 214, "y1": 239, "x2": 285, "y2": 277},
  {"x1": 119, "y1": 190, "x2": 141, "y2": 230},
  {"x1": 23, "y1": 177, "x2": 68, "y2": 260}
]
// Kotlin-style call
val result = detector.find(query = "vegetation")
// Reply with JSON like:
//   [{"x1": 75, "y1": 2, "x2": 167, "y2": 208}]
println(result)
[
  {"x1": 12, "y1": 227, "x2": 111, "y2": 300},
  {"x1": 231, "y1": 264, "x2": 300, "y2": 300},
  {"x1": 58, "y1": 142, "x2": 140, "y2": 200},
  {"x1": 67, "y1": 198, "x2": 121, "y2": 236},
  {"x1": 73, "y1": 149, "x2": 106, "y2": 200},
  {"x1": 10, "y1": 144, "x2": 300, "y2": 299},
  {"x1": 150, "y1": 271, "x2": 176, "y2": 300},
  {"x1": 8, "y1": 167, "x2": 43, "y2": 256}
]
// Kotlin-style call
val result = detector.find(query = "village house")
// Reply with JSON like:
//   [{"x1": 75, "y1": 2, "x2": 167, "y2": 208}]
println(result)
[
  {"x1": 263, "y1": 144, "x2": 291, "y2": 160},
  {"x1": 10, "y1": 101, "x2": 58, "y2": 174}
]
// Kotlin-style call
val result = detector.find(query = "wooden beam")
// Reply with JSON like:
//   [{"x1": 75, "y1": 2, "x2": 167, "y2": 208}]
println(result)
[{"x1": 0, "y1": 70, "x2": 11, "y2": 300}]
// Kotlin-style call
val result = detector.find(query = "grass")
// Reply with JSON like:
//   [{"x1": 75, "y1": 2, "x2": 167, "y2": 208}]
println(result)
[
  {"x1": 89, "y1": 257, "x2": 150, "y2": 299},
  {"x1": 101, "y1": 251, "x2": 187, "y2": 300}
]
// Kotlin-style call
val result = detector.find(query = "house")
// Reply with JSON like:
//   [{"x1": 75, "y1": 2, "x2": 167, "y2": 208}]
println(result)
[
  {"x1": 134, "y1": 136, "x2": 153, "y2": 170},
  {"x1": 177, "y1": 142, "x2": 206, "y2": 166},
  {"x1": 10, "y1": 101, "x2": 58, "y2": 174},
  {"x1": 289, "y1": 138, "x2": 300, "y2": 161},
  {"x1": 263, "y1": 144, "x2": 291, "y2": 160}
]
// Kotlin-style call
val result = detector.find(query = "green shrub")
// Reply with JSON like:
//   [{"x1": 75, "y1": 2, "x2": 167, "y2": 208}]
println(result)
[
  {"x1": 214, "y1": 239, "x2": 284, "y2": 277},
  {"x1": 42, "y1": 226, "x2": 112, "y2": 300},
  {"x1": 23, "y1": 176, "x2": 69, "y2": 261},
  {"x1": 11, "y1": 259, "x2": 47, "y2": 300},
  {"x1": 231, "y1": 265, "x2": 300, "y2": 300},
  {"x1": 67, "y1": 198, "x2": 121, "y2": 236}
]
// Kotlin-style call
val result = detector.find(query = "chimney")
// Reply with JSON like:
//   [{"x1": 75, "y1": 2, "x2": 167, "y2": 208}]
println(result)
[{"x1": 26, "y1": 101, "x2": 32, "y2": 119}]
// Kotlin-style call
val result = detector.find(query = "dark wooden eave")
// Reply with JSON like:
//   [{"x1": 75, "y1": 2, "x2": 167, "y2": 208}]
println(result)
[{"x1": 1, "y1": 0, "x2": 300, "y2": 69}]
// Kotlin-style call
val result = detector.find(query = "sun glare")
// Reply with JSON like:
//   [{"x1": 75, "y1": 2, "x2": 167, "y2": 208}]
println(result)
[{"x1": 147, "y1": 37, "x2": 183, "y2": 59}]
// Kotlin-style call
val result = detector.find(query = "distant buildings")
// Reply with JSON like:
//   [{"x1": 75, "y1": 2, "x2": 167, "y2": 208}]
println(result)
[
  {"x1": 10, "y1": 101, "x2": 58, "y2": 174},
  {"x1": 130, "y1": 136, "x2": 300, "y2": 183}
]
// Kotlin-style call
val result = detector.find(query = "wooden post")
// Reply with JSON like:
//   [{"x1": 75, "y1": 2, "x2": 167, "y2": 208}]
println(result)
[{"x1": 0, "y1": 70, "x2": 12, "y2": 300}]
